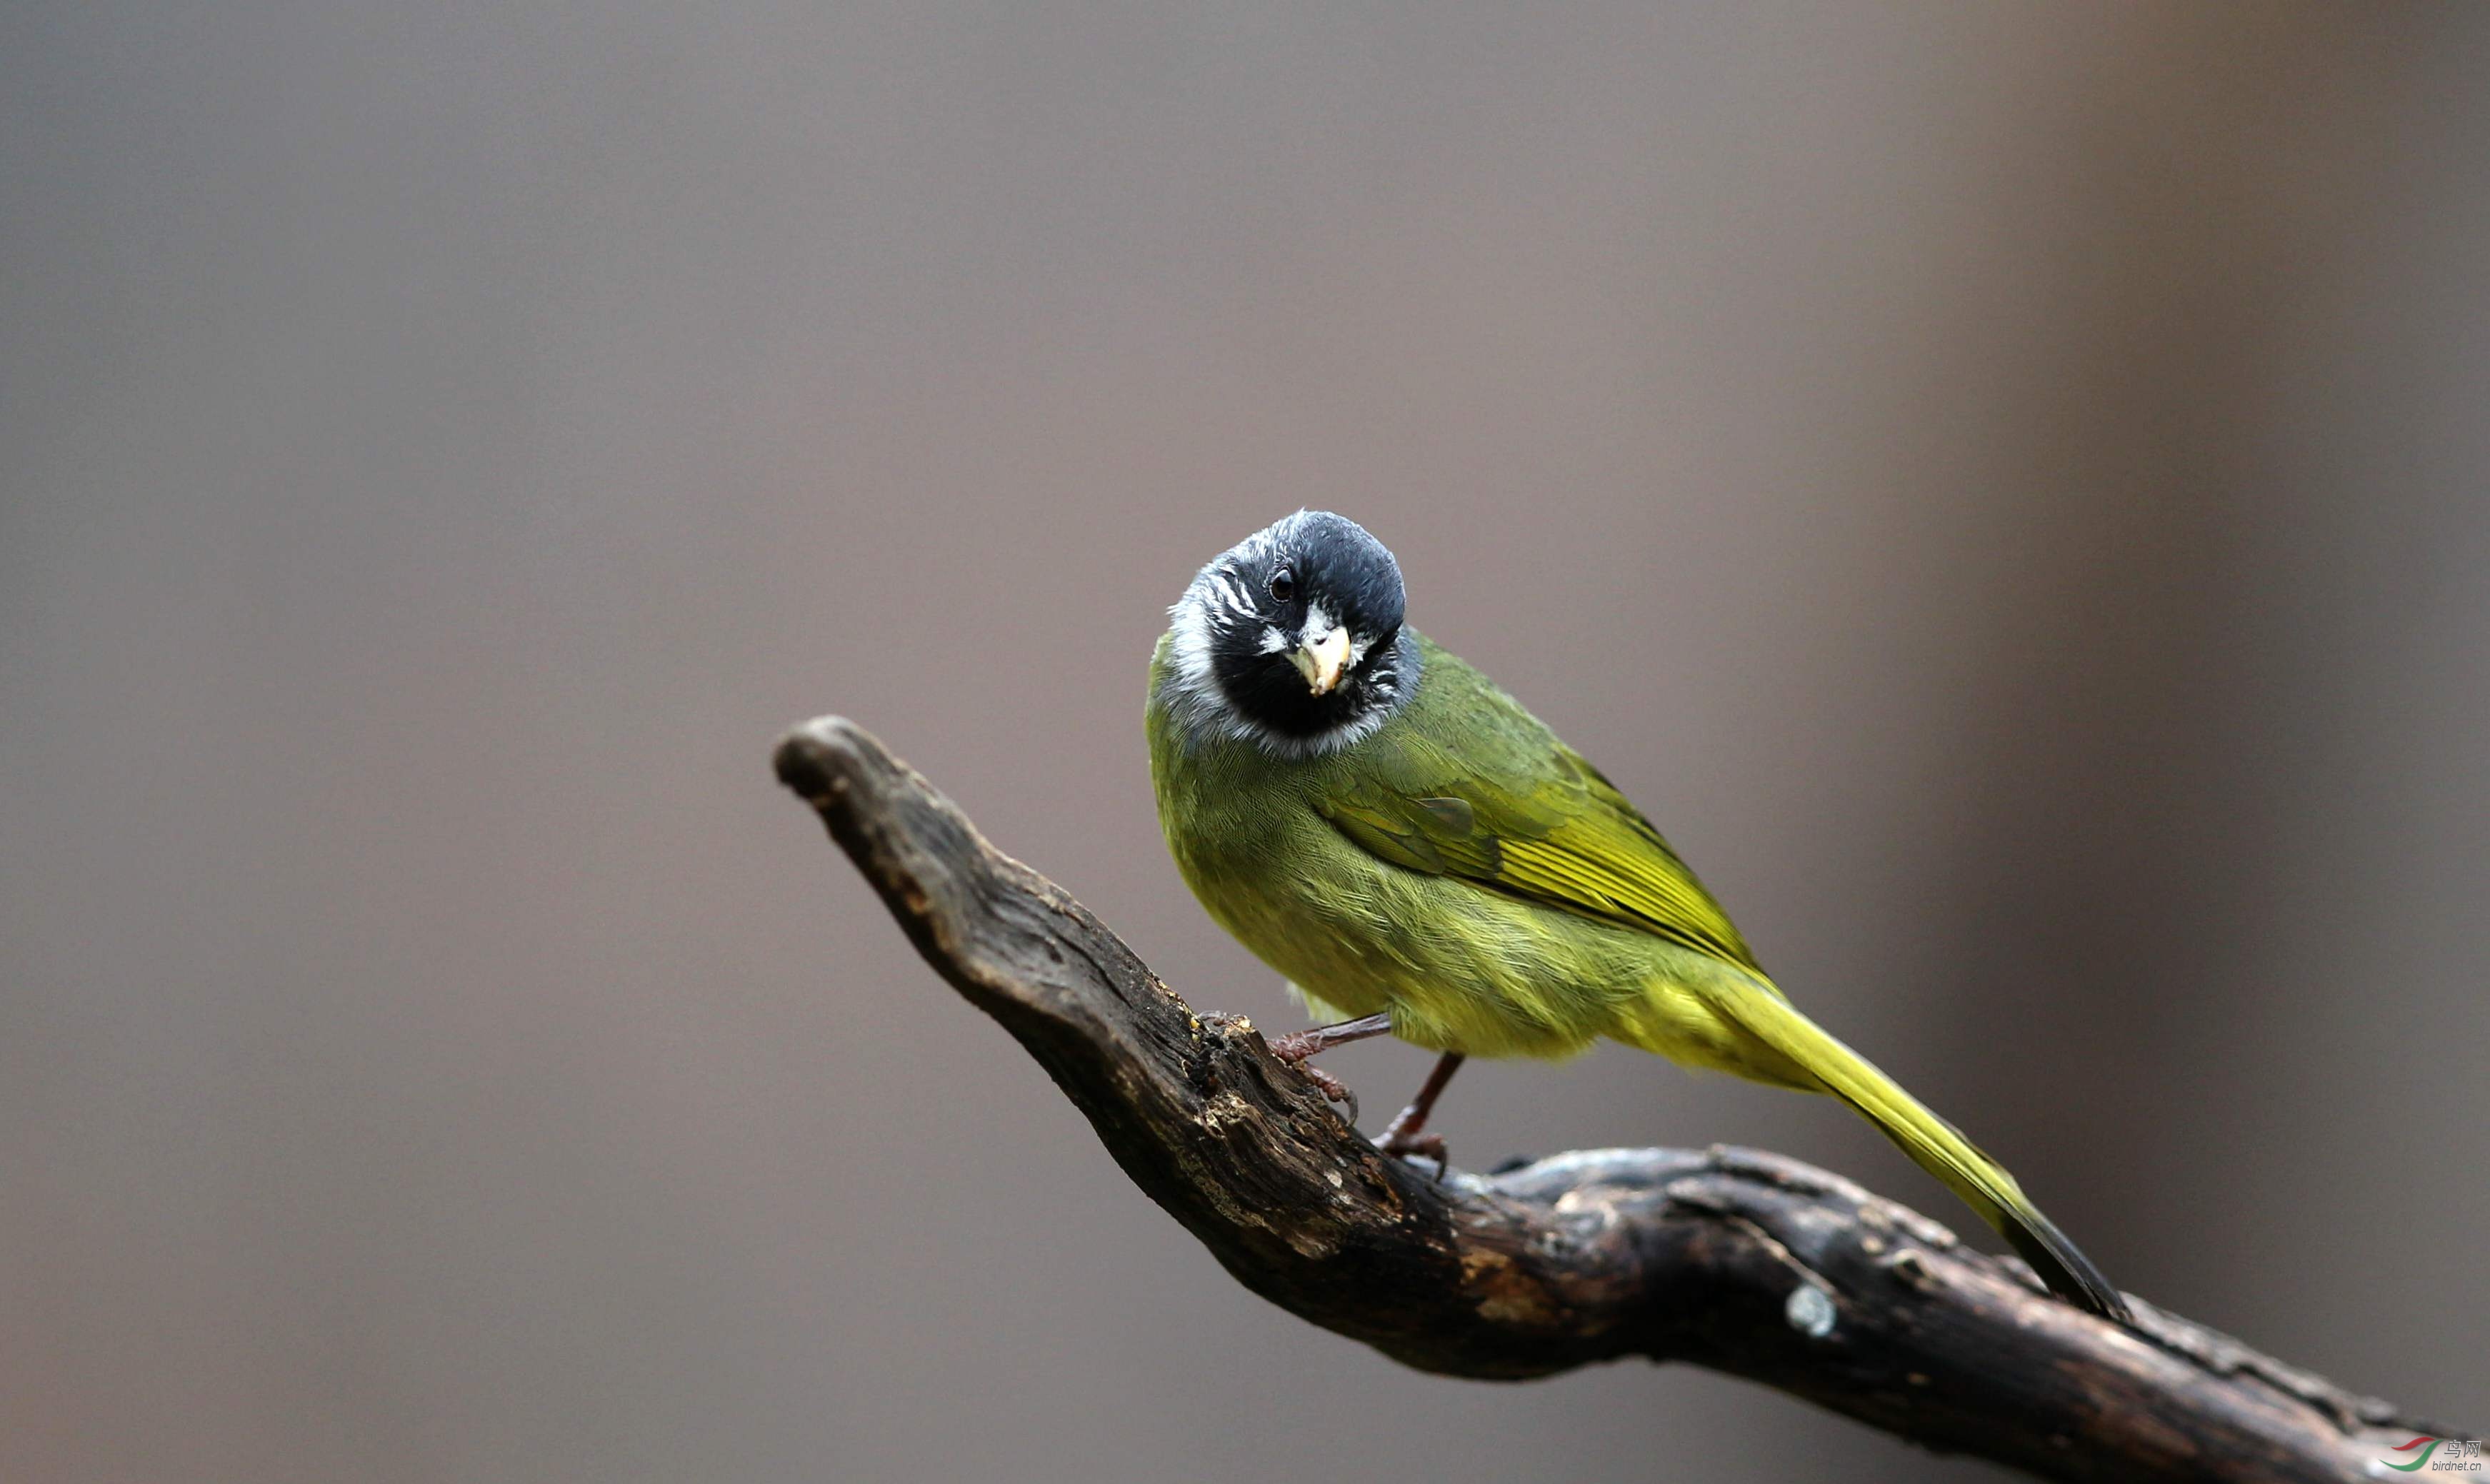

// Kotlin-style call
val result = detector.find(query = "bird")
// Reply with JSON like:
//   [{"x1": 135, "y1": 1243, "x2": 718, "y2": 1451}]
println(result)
[{"x1": 1144, "y1": 509, "x2": 2131, "y2": 1324}]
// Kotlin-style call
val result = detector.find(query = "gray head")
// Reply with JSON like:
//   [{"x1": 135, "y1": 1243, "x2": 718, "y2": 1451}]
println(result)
[{"x1": 1164, "y1": 511, "x2": 1421, "y2": 757}]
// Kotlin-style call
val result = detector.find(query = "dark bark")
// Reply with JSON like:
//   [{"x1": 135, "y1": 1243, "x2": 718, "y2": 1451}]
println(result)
[{"x1": 773, "y1": 715, "x2": 2461, "y2": 1483}]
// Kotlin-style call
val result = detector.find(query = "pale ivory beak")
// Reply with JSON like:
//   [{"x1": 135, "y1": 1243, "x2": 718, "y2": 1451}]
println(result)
[{"x1": 1291, "y1": 626, "x2": 1354, "y2": 696}]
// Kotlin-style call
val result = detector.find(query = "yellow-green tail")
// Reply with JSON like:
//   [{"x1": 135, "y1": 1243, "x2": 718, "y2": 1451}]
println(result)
[{"x1": 1716, "y1": 988, "x2": 2133, "y2": 1325}]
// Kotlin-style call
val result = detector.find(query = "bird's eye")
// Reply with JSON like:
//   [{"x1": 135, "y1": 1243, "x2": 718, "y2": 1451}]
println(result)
[{"x1": 1269, "y1": 568, "x2": 1296, "y2": 603}]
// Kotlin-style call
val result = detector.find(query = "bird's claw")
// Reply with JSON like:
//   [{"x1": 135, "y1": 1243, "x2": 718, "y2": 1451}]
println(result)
[
  {"x1": 1380, "y1": 1130, "x2": 1451, "y2": 1183},
  {"x1": 1262, "y1": 1018, "x2": 1396, "y2": 1130},
  {"x1": 1293, "y1": 1063, "x2": 1359, "y2": 1127}
]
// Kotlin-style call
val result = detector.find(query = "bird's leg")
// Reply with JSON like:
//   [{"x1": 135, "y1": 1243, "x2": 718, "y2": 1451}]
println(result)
[
  {"x1": 1376, "y1": 1052, "x2": 1465, "y2": 1180},
  {"x1": 1265, "y1": 1012, "x2": 1394, "y2": 1126},
  {"x1": 1266, "y1": 1011, "x2": 1394, "y2": 1062}
]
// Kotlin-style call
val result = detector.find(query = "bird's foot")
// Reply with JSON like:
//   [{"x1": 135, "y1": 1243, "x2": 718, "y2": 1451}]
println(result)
[
  {"x1": 1264, "y1": 1028, "x2": 1324, "y2": 1063},
  {"x1": 1264, "y1": 1033, "x2": 1359, "y2": 1125},
  {"x1": 1378, "y1": 1128, "x2": 1450, "y2": 1183},
  {"x1": 1287, "y1": 1061, "x2": 1359, "y2": 1128},
  {"x1": 1266, "y1": 1012, "x2": 1392, "y2": 1063},
  {"x1": 1259, "y1": 1015, "x2": 1393, "y2": 1129}
]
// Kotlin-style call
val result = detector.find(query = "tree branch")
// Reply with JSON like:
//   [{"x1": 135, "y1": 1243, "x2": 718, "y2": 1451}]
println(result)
[{"x1": 773, "y1": 716, "x2": 2459, "y2": 1483}]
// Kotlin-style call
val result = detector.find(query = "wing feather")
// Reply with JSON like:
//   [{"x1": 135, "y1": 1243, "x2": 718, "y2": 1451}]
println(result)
[{"x1": 1319, "y1": 733, "x2": 1761, "y2": 973}]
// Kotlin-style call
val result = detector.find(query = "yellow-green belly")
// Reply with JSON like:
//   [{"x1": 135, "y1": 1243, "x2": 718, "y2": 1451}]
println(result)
[{"x1": 1169, "y1": 799, "x2": 1776, "y2": 1076}]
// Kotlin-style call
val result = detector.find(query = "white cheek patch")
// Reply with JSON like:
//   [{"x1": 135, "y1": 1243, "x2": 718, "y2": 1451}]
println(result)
[{"x1": 1257, "y1": 626, "x2": 1289, "y2": 654}]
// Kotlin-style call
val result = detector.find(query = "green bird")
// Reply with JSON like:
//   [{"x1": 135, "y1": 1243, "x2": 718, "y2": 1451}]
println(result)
[{"x1": 1146, "y1": 510, "x2": 2131, "y2": 1323}]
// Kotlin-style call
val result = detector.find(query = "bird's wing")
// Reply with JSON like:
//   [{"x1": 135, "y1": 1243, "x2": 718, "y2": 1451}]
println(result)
[{"x1": 1317, "y1": 720, "x2": 1763, "y2": 974}]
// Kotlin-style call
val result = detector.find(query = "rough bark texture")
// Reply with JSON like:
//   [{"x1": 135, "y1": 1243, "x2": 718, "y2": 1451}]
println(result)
[{"x1": 774, "y1": 715, "x2": 2461, "y2": 1483}]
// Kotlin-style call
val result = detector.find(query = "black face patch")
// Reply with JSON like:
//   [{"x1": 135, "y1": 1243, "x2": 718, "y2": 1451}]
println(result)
[{"x1": 1202, "y1": 511, "x2": 1411, "y2": 741}]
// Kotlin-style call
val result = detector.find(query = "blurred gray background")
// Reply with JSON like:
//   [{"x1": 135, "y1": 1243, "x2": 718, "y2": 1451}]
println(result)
[{"x1": 4, "y1": 4, "x2": 2484, "y2": 1480}]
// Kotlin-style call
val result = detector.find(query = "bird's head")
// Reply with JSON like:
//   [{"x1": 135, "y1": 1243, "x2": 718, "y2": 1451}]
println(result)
[{"x1": 1164, "y1": 510, "x2": 1420, "y2": 756}]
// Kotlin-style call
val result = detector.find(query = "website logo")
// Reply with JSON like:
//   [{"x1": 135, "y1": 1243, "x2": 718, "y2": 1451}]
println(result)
[{"x1": 2382, "y1": 1437, "x2": 2483, "y2": 1473}]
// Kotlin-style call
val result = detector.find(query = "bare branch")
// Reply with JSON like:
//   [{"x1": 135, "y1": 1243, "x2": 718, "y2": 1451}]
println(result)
[{"x1": 774, "y1": 715, "x2": 2459, "y2": 1484}]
